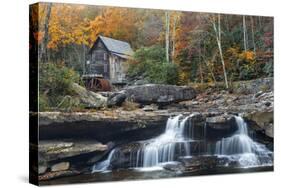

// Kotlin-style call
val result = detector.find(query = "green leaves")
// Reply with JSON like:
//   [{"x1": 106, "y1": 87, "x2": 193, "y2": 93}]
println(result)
[
  {"x1": 127, "y1": 45, "x2": 179, "y2": 85},
  {"x1": 39, "y1": 62, "x2": 81, "y2": 111}
]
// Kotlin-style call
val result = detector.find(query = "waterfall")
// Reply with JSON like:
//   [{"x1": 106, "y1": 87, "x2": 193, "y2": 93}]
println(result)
[
  {"x1": 137, "y1": 115, "x2": 192, "y2": 167},
  {"x1": 92, "y1": 114, "x2": 273, "y2": 173},
  {"x1": 92, "y1": 149, "x2": 116, "y2": 173},
  {"x1": 215, "y1": 116, "x2": 272, "y2": 166},
  {"x1": 235, "y1": 116, "x2": 249, "y2": 135}
]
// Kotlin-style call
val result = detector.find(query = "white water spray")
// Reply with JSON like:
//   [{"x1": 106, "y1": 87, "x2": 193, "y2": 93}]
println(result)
[
  {"x1": 137, "y1": 115, "x2": 193, "y2": 167},
  {"x1": 215, "y1": 116, "x2": 272, "y2": 166},
  {"x1": 92, "y1": 149, "x2": 116, "y2": 173},
  {"x1": 92, "y1": 114, "x2": 273, "y2": 173}
]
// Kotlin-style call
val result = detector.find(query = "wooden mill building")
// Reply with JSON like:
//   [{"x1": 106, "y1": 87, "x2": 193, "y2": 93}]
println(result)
[{"x1": 85, "y1": 36, "x2": 134, "y2": 85}]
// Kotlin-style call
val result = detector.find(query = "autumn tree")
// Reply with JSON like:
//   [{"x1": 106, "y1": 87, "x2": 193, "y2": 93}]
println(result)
[
  {"x1": 38, "y1": 3, "x2": 52, "y2": 63},
  {"x1": 36, "y1": 3, "x2": 273, "y2": 85}
]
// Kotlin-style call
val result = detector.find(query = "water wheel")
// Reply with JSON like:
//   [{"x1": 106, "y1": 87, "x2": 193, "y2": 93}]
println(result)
[{"x1": 83, "y1": 77, "x2": 111, "y2": 91}]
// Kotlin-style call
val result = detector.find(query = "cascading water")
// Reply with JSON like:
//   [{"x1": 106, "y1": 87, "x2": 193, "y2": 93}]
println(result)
[
  {"x1": 137, "y1": 115, "x2": 192, "y2": 167},
  {"x1": 92, "y1": 114, "x2": 273, "y2": 173},
  {"x1": 215, "y1": 116, "x2": 273, "y2": 166},
  {"x1": 92, "y1": 149, "x2": 116, "y2": 173}
]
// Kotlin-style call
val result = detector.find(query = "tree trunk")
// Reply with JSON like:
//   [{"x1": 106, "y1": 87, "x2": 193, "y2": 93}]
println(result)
[
  {"x1": 40, "y1": 3, "x2": 52, "y2": 63},
  {"x1": 243, "y1": 15, "x2": 248, "y2": 52},
  {"x1": 212, "y1": 14, "x2": 229, "y2": 89},
  {"x1": 198, "y1": 40, "x2": 203, "y2": 83},
  {"x1": 165, "y1": 11, "x2": 170, "y2": 63},
  {"x1": 172, "y1": 15, "x2": 178, "y2": 63},
  {"x1": 250, "y1": 16, "x2": 256, "y2": 54},
  {"x1": 258, "y1": 16, "x2": 262, "y2": 31},
  {"x1": 82, "y1": 44, "x2": 86, "y2": 75}
]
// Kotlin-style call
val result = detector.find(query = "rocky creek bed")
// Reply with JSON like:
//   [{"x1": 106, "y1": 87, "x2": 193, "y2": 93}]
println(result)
[{"x1": 32, "y1": 78, "x2": 274, "y2": 184}]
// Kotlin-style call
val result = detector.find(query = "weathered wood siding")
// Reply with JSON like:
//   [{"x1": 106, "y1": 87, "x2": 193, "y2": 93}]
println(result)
[
  {"x1": 87, "y1": 40, "x2": 110, "y2": 79},
  {"x1": 109, "y1": 55, "x2": 126, "y2": 83}
]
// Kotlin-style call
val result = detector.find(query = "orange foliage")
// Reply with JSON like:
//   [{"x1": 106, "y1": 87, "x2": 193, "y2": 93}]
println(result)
[
  {"x1": 37, "y1": 4, "x2": 140, "y2": 50},
  {"x1": 38, "y1": 4, "x2": 90, "y2": 50},
  {"x1": 89, "y1": 8, "x2": 138, "y2": 45},
  {"x1": 33, "y1": 31, "x2": 44, "y2": 43}
]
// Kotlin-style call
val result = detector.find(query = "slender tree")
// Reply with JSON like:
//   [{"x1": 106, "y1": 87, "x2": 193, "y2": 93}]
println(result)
[
  {"x1": 250, "y1": 16, "x2": 256, "y2": 54},
  {"x1": 165, "y1": 11, "x2": 170, "y2": 63},
  {"x1": 172, "y1": 13, "x2": 178, "y2": 63},
  {"x1": 243, "y1": 15, "x2": 248, "y2": 52},
  {"x1": 212, "y1": 14, "x2": 229, "y2": 89}
]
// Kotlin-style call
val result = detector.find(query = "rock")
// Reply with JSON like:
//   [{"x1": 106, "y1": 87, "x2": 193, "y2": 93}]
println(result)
[
  {"x1": 38, "y1": 165, "x2": 47, "y2": 175},
  {"x1": 264, "y1": 101, "x2": 271, "y2": 107},
  {"x1": 205, "y1": 114, "x2": 237, "y2": 140},
  {"x1": 220, "y1": 90, "x2": 227, "y2": 94},
  {"x1": 214, "y1": 99, "x2": 225, "y2": 105},
  {"x1": 71, "y1": 83, "x2": 107, "y2": 108},
  {"x1": 38, "y1": 111, "x2": 171, "y2": 142},
  {"x1": 265, "y1": 123, "x2": 273, "y2": 138},
  {"x1": 226, "y1": 99, "x2": 233, "y2": 104},
  {"x1": 190, "y1": 112, "x2": 205, "y2": 122},
  {"x1": 233, "y1": 77, "x2": 273, "y2": 94},
  {"x1": 39, "y1": 140, "x2": 108, "y2": 162},
  {"x1": 254, "y1": 91, "x2": 264, "y2": 98},
  {"x1": 98, "y1": 91, "x2": 113, "y2": 98},
  {"x1": 181, "y1": 156, "x2": 220, "y2": 169},
  {"x1": 246, "y1": 111, "x2": 273, "y2": 129},
  {"x1": 206, "y1": 88, "x2": 212, "y2": 95},
  {"x1": 192, "y1": 101, "x2": 199, "y2": 105},
  {"x1": 206, "y1": 115, "x2": 230, "y2": 124},
  {"x1": 124, "y1": 84, "x2": 196, "y2": 104},
  {"x1": 163, "y1": 162, "x2": 185, "y2": 172},
  {"x1": 39, "y1": 170, "x2": 80, "y2": 181},
  {"x1": 107, "y1": 92, "x2": 127, "y2": 107},
  {"x1": 245, "y1": 110, "x2": 273, "y2": 138},
  {"x1": 133, "y1": 79, "x2": 150, "y2": 85},
  {"x1": 142, "y1": 104, "x2": 158, "y2": 111},
  {"x1": 206, "y1": 114, "x2": 237, "y2": 129},
  {"x1": 51, "y1": 162, "x2": 70, "y2": 172}
]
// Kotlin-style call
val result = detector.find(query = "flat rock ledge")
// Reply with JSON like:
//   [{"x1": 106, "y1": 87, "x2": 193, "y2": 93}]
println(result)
[{"x1": 38, "y1": 110, "x2": 189, "y2": 126}]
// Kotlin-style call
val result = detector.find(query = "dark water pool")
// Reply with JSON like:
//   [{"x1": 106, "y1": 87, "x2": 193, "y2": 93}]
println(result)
[{"x1": 40, "y1": 165, "x2": 273, "y2": 185}]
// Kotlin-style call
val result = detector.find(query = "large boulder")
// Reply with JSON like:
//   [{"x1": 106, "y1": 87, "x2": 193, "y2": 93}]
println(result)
[
  {"x1": 71, "y1": 83, "x2": 107, "y2": 108},
  {"x1": 205, "y1": 114, "x2": 238, "y2": 140},
  {"x1": 123, "y1": 84, "x2": 196, "y2": 104},
  {"x1": 107, "y1": 92, "x2": 127, "y2": 107},
  {"x1": 244, "y1": 110, "x2": 273, "y2": 138}
]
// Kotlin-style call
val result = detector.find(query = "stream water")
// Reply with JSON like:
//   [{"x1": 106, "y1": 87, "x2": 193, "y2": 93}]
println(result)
[
  {"x1": 92, "y1": 114, "x2": 273, "y2": 174},
  {"x1": 41, "y1": 114, "x2": 273, "y2": 185}
]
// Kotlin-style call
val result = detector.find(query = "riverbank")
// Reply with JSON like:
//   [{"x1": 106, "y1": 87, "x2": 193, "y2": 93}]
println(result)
[{"x1": 33, "y1": 77, "x2": 274, "y2": 183}]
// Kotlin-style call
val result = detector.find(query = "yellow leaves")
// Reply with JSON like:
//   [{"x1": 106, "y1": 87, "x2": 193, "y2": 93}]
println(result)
[
  {"x1": 226, "y1": 47, "x2": 256, "y2": 64},
  {"x1": 39, "y1": 4, "x2": 91, "y2": 50},
  {"x1": 178, "y1": 71, "x2": 189, "y2": 85},
  {"x1": 240, "y1": 51, "x2": 255, "y2": 62},
  {"x1": 226, "y1": 47, "x2": 239, "y2": 57},
  {"x1": 37, "y1": 4, "x2": 140, "y2": 50},
  {"x1": 88, "y1": 8, "x2": 138, "y2": 44}
]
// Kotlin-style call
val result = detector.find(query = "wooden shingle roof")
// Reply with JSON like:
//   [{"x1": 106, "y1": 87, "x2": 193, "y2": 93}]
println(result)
[{"x1": 90, "y1": 35, "x2": 134, "y2": 57}]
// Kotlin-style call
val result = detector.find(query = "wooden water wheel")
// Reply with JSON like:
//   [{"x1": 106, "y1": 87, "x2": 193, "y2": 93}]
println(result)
[{"x1": 83, "y1": 76, "x2": 111, "y2": 91}]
